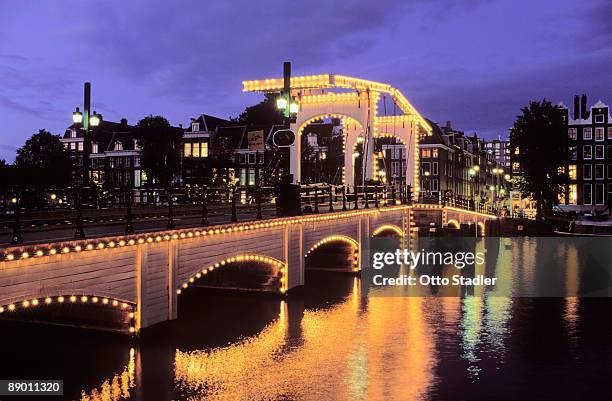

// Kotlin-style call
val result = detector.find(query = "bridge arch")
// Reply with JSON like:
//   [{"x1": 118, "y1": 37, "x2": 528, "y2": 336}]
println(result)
[
  {"x1": 372, "y1": 224, "x2": 405, "y2": 237},
  {"x1": 304, "y1": 235, "x2": 359, "y2": 272},
  {"x1": 296, "y1": 113, "x2": 365, "y2": 187},
  {"x1": 0, "y1": 293, "x2": 137, "y2": 333},
  {"x1": 176, "y1": 254, "x2": 288, "y2": 295},
  {"x1": 447, "y1": 219, "x2": 460, "y2": 229}
]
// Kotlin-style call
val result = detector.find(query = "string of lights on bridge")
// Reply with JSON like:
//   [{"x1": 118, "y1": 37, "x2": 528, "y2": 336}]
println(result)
[
  {"x1": 0, "y1": 205, "x2": 494, "y2": 263},
  {"x1": 304, "y1": 235, "x2": 360, "y2": 272}
]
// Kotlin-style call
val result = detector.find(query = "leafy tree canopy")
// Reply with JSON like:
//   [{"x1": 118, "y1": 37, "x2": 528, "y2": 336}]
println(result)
[
  {"x1": 136, "y1": 116, "x2": 182, "y2": 188},
  {"x1": 14, "y1": 129, "x2": 73, "y2": 188},
  {"x1": 510, "y1": 99, "x2": 568, "y2": 218},
  {"x1": 232, "y1": 93, "x2": 284, "y2": 126}
]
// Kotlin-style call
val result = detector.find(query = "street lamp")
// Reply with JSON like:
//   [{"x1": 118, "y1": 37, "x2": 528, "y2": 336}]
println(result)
[{"x1": 72, "y1": 107, "x2": 83, "y2": 124}]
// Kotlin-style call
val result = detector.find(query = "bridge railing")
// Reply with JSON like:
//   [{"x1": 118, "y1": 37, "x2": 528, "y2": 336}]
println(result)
[{"x1": 418, "y1": 192, "x2": 499, "y2": 215}]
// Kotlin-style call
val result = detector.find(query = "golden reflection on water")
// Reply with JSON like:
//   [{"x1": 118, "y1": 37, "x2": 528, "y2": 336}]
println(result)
[
  {"x1": 174, "y1": 280, "x2": 437, "y2": 401},
  {"x1": 80, "y1": 348, "x2": 136, "y2": 401}
]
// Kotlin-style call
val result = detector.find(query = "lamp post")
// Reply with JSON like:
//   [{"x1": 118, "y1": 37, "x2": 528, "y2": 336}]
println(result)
[
  {"x1": 10, "y1": 196, "x2": 22, "y2": 245},
  {"x1": 72, "y1": 83, "x2": 102, "y2": 239}
]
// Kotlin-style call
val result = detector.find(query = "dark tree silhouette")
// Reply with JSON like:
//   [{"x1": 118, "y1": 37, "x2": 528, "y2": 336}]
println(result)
[
  {"x1": 233, "y1": 93, "x2": 284, "y2": 126},
  {"x1": 15, "y1": 129, "x2": 73, "y2": 189},
  {"x1": 510, "y1": 99, "x2": 568, "y2": 219},
  {"x1": 136, "y1": 116, "x2": 182, "y2": 188}
]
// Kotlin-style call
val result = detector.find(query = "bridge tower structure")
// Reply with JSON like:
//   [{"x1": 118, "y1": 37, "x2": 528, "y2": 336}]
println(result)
[{"x1": 242, "y1": 74, "x2": 432, "y2": 197}]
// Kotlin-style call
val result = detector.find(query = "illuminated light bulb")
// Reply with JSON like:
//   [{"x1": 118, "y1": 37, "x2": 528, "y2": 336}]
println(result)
[
  {"x1": 179, "y1": 233, "x2": 186, "y2": 238},
  {"x1": 202, "y1": 270, "x2": 208, "y2": 275},
  {"x1": 8, "y1": 304, "x2": 16, "y2": 311},
  {"x1": 189, "y1": 278, "x2": 194, "y2": 283},
  {"x1": 214, "y1": 263, "x2": 219, "y2": 268},
  {"x1": 182, "y1": 283, "x2": 188, "y2": 289},
  {"x1": 119, "y1": 240, "x2": 126, "y2": 246},
  {"x1": 36, "y1": 250, "x2": 44, "y2": 257},
  {"x1": 110, "y1": 300, "x2": 118, "y2": 307},
  {"x1": 81, "y1": 296, "x2": 88, "y2": 302},
  {"x1": 187, "y1": 232, "x2": 193, "y2": 237},
  {"x1": 164, "y1": 235, "x2": 170, "y2": 240},
  {"x1": 214, "y1": 229, "x2": 220, "y2": 235},
  {"x1": 176, "y1": 289, "x2": 182, "y2": 295},
  {"x1": 195, "y1": 231, "x2": 201, "y2": 236},
  {"x1": 129, "y1": 312, "x2": 135, "y2": 318},
  {"x1": 21, "y1": 252, "x2": 29, "y2": 259},
  {"x1": 121, "y1": 303, "x2": 128, "y2": 309},
  {"x1": 155, "y1": 236, "x2": 162, "y2": 242},
  {"x1": 92, "y1": 297, "x2": 98, "y2": 303},
  {"x1": 58, "y1": 296, "x2": 65, "y2": 303},
  {"x1": 0, "y1": 307, "x2": 3, "y2": 313},
  {"x1": 49, "y1": 248, "x2": 57, "y2": 255},
  {"x1": 172, "y1": 234, "x2": 179, "y2": 239},
  {"x1": 102, "y1": 298, "x2": 109, "y2": 304},
  {"x1": 109, "y1": 241, "x2": 116, "y2": 248},
  {"x1": 97, "y1": 243, "x2": 105, "y2": 249},
  {"x1": 146, "y1": 237, "x2": 153, "y2": 243},
  {"x1": 70, "y1": 296, "x2": 77, "y2": 303},
  {"x1": 129, "y1": 327, "x2": 135, "y2": 333},
  {"x1": 45, "y1": 297, "x2": 52, "y2": 304},
  {"x1": 137, "y1": 238, "x2": 144, "y2": 244},
  {"x1": 22, "y1": 300, "x2": 30, "y2": 307},
  {"x1": 62, "y1": 247, "x2": 70, "y2": 253},
  {"x1": 32, "y1": 299, "x2": 39, "y2": 306}
]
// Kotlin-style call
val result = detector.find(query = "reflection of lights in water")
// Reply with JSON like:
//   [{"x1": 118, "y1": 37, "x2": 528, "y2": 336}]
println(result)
[
  {"x1": 461, "y1": 296, "x2": 483, "y2": 380},
  {"x1": 564, "y1": 244, "x2": 580, "y2": 343},
  {"x1": 79, "y1": 347, "x2": 136, "y2": 401},
  {"x1": 174, "y1": 294, "x2": 436, "y2": 400}
]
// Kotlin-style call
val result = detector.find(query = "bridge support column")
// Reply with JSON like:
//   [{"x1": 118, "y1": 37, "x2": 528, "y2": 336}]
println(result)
[
  {"x1": 284, "y1": 223, "x2": 304, "y2": 290},
  {"x1": 137, "y1": 242, "x2": 178, "y2": 330},
  {"x1": 358, "y1": 215, "x2": 371, "y2": 272}
]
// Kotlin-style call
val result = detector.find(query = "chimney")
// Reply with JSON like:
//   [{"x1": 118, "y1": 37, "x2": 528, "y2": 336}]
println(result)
[
  {"x1": 120, "y1": 118, "x2": 128, "y2": 126},
  {"x1": 573, "y1": 95, "x2": 580, "y2": 120},
  {"x1": 581, "y1": 94, "x2": 589, "y2": 119},
  {"x1": 446, "y1": 120, "x2": 452, "y2": 129}
]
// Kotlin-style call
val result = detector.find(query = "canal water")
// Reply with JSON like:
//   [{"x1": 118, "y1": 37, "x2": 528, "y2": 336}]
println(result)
[{"x1": 1, "y1": 237, "x2": 612, "y2": 400}]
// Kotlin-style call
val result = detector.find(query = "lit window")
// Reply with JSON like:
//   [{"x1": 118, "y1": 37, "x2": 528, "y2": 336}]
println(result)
[
  {"x1": 70, "y1": 129, "x2": 77, "y2": 138},
  {"x1": 514, "y1": 147, "x2": 519, "y2": 155},
  {"x1": 432, "y1": 149, "x2": 438, "y2": 158},
  {"x1": 192, "y1": 143, "x2": 200, "y2": 158},
  {"x1": 201, "y1": 142, "x2": 208, "y2": 157},
  {"x1": 568, "y1": 165, "x2": 576, "y2": 180},
  {"x1": 568, "y1": 128, "x2": 577, "y2": 140},
  {"x1": 248, "y1": 168, "x2": 256, "y2": 186},
  {"x1": 569, "y1": 184, "x2": 577, "y2": 205},
  {"x1": 78, "y1": 142, "x2": 83, "y2": 151},
  {"x1": 92, "y1": 143, "x2": 98, "y2": 154},
  {"x1": 114, "y1": 142, "x2": 123, "y2": 151},
  {"x1": 583, "y1": 127, "x2": 592, "y2": 140},
  {"x1": 595, "y1": 127, "x2": 604, "y2": 141},
  {"x1": 184, "y1": 143, "x2": 191, "y2": 157},
  {"x1": 239, "y1": 168, "x2": 246, "y2": 186},
  {"x1": 421, "y1": 149, "x2": 431, "y2": 158},
  {"x1": 70, "y1": 142, "x2": 76, "y2": 150}
]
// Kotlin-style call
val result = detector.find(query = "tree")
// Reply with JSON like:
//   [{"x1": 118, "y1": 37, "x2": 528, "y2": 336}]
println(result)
[
  {"x1": 15, "y1": 129, "x2": 73, "y2": 189},
  {"x1": 232, "y1": 93, "x2": 284, "y2": 126},
  {"x1": 510, "y1": 99, "x2": 568, "y2": 219},
  {"x1": 136, "y1": 116, "x2": 182, "y2": 188}
]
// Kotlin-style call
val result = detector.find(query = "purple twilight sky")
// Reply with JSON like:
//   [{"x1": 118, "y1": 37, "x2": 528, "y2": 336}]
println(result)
[{"x1": 0, "y1": 0, "x2": 610, "y2": 161}]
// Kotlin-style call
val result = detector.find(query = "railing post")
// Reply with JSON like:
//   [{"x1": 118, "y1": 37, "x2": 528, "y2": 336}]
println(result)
[
  {"x1": 230, "y1": 187, "x2": 238, "y2": 222},
  {"x1": 201, "y1": 186, "x2": 209, "y2": 226},
  {"x1": 74, "y1": 187, "x2": 85, "y2": 239},
  {"x1": 353, "y1": 186, "x2": 359, "y2": 210},
  {"x1": 374, "y1": 183, "x2": 379, "y2": 208},
  {"x1": 314, "y1": 187, "x2": 320, "y2": 213},
  {"x1": 256, "y1": 186, "x2": 263, "y2": 220},
  {"x1": 167, "y1": 187, "x2": 175, "y2": 229},
  {"x1": 364, "y1": 184, "x2": 369, "y2": 209},
  {"x1": 10, "y1": 196, "x2": 23, "y2": 245},
  {"x1": 328, "y1": 185, "x2": 334, "y2": 212},
  {"x1": 125, "y1": 187, "x2": 134, "y2": 234},
  {"x1": 342, "y1": 185, "x2": 347, "y2": 211},
  {"x1": 305, "y1": 186, "x2": 311, "y2": 210},
  {"x1": 391, "y1": 185, "x2": 396, "y2": 205}
]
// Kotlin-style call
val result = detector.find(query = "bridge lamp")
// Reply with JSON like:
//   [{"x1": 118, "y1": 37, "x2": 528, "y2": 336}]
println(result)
[
  {"x1": 72, "y1": 107, "x2": 83, "y2": 124},
  {"x1": 468, "y1": 168, "x2": 476, "y2": 177},
  {"x1": 50, "y1": 193, "x2": 57, "y2": 200},
  {"x1": 500, "y1": 188, "x2": 506, "y2": 195},
  {"x1": 90, "y1": 111, "x2": 102, "y2": 127},
  {"x1": 489, "y1": 185, "x2": 496, "y2": 191},
  {"x1": 289, "y1": 101, "x2": 299, "y2": 114},
  {"x1": 504, "y1": 174, "x2": 511, "y2": 181},
  {"x1": 473, "y1": 165, "x2": 480, "y2": 172},
  {"x1": 423, "y1": 171, "x2": 430, "y2": 177},
  {"x1": 276, "y1": 97, "x2": 287, "y2": 110}
]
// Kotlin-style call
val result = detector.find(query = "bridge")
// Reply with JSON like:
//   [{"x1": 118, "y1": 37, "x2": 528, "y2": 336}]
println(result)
[
  {"x1": 0, "y1": 72, "x2": 496, "y2": 334},
  {"x1": 0, "y1": 204, "x2": 494, "y2": 334}
]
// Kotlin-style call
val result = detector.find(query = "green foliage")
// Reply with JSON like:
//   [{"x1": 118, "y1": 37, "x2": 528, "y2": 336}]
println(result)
[
  {"x1": 510, "y1": 99, "x2": 568, "y2": 219},
  {"x1": 136, "y1": 116, "x2": 182, "y2": 188},
  {"x1": 233, "y1": 93, "x2": 284, "y2": 126},
  {"x1": 14, "y1": 129, "x2": 73, "y2": 188}
]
